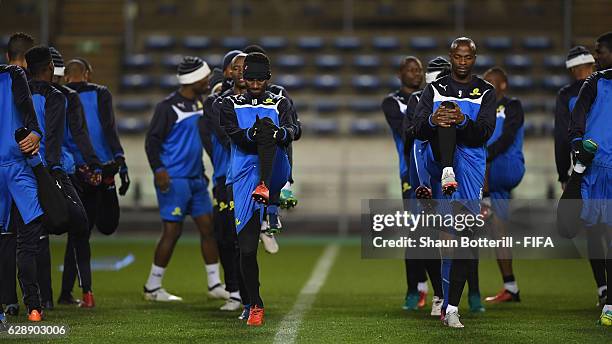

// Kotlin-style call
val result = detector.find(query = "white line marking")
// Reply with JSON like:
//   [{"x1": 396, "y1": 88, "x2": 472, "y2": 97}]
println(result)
[{"x1": 273, "y1": 245, "x2": 339, "y2": 344}]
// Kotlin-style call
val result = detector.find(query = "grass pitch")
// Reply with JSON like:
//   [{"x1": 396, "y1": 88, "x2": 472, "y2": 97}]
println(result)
[{"x1": 2, "y1": 236, "x2": 610, "y2": 343}]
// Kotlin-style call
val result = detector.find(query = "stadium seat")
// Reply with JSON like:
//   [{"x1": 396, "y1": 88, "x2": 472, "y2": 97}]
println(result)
[
  {"x1": 183, "y1": 36, "x2": 211, "y2": 50},
  {"x1": 409, "y1": 37, "x2": 437, "y2": 51},
  {"x1": 159, "y1": 74, "x2": 180, "y2": 90},
  {"x1": 117, "y1": 116, "x2": 149, "y2": 134},
  {"x1": 542, "y1": 75, "x2": 571, "y2": 91},
  {"x1": 275, "y1": 74, "x2": 307, "y2": 91},
  {"x1": 350, "y1": 118, "x2": 383, "y2": 136},
  {"x1": 161, "y1": 54, "x2": 183, "y2": 71},
  {"x1": 312, "y1": 75, "x2": 341, "y2": 92},
  {"x1": 293, "y1": 102, "x2": 309, "y2": 113},
  {"x1": 484, "y1": 36, "x2": 512, "y2": 51},
  {"x1": 372, "y1": 36, "x2": 399, "y2": 51},
  {"x1": 123, "y1": 54, "x2": 153, "y2": 70},
  {"x1": 474, "y1": 54, "x2": 495, "y2": 70},
  {"x1": 334, "y1": 36, "x2": 361, "y2": 51},
  {"x1": 221, "y1": 37, "x2": 248, "y2": 50},
  {"x1": 389, "y1": 55, "x2": 404, "y2": 68},
  {"x1": 386, "y1": 76, "x2": 401, "y2": 90},
  {"x1": 277, "y1": 54, "x2": 306, "y2": 71},
  {"x1": 543, "y1": 55, "x2": 566, "y2": 70},
  {"x1": 145, "y1": 35, "x2": 175, "y2": 50},
  {"x1": 156, "y1": 2, "x2": 178, "y2": 15},
  {"x1": 349, "y1": 99, "x2": 380, "y2": 113},
  {"x1": 352, "y1": 55, "x2": 381, "y2": 70},
  {"x1": 308, "y1": 118, "x2": 340, "y2": 136},
  {"x1": 315, "y1": 55, "x2": 343, "y2": 70},
  {"x1": 297, "y1": 36, "x2": 324, "y2": 51},
  {"x1": 121, "y1": 74, "x2": 154, "y2": 91},
  {"x1": 544, "y1": 98, "x2": 556, "y2": 113},
  {"x1": 352, "y1": 75, "x2": 381, "y2": 92},
  {"x1": 259, "y1": 36, "x2": 288, "y2": 51},
  {"x1": 314, "y1": 100, "x2": 342, "y2": 114},
  {"x1": 540, "y1": 121, "x2": 555, "y2": 137},
  {"x1": 507, "y1": 75, "x2": 535, "y2": 91},
  {"x1": 520, "y1": 99, "x2": 538, "y2": 114},
  {"x1": 203, "y1": 54, "x2": 223, "y2": 69},
  {"x1": 302, "y1": 3, "x2": 323, "y2": 17},
  {"x1": 504, "y1": 55, "x2": 533, "y2": 70},
  {"x1": 116, "y1": 98, "x2": 154, "y2": 113},
  {"x1": 523, "y1": 36, "x2": 553, "y2": 50},
  {"x1": 523, "y1": 121, "x2": 537, "y2": 137}
]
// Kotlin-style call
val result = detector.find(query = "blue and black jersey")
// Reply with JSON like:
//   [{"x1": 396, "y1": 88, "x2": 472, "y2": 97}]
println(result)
[
  {"x1": 486, "y1": 96, "x2": 525, "y2": 163},
  {"x1": 554, "y1": 80, "x2": 584, "y2": 183},
  {"x1": 0, "y1": 65, "x2": 42, "y2": 165},
  {"x1": 414, "y1": 74, "x2": 496, "y2": 152},
  {"x1": 220, "y1": 90, "x2": 295, "y2": 232},
  {"x1": 220, "y1": 91, "x2": 296, "y2": 185},
  {"x1": 145, "y1": 91, "x2": 208, "y2": 179},
  {"x1": 53, "y1": 83, "x2": 101, "y2": 169},
  {"x1": 382, "y1": 89, "x2": 415, "y2": 179},
  {"x1": 202, "y1": 90, "x2": 232, "y2": 186},
  {"x1": 65, "y1": 82, "x2": 124, "y2": 164},
  {"x1": 28, "y1": 80, "x2": 67, "y2": 170},
  {"x1": 569, "y1": 69, "x2": 612, "y2": 167}
]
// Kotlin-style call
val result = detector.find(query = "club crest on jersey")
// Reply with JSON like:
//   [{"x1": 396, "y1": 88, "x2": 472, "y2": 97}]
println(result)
[
  {"x1": 497, "y1": 105, "x2": 505, "y2": 113},
  {"x1": 196, "y1": 100, "x2": 203, "y2": 109},
  {"x1": 172, "y1": 207, "x2": 182, "y2": 216},
  {"x1": 263, "y1": 98, "x2": 274, "y2": 105},
  {"x1": 470, "y1": 88, "x2": 481, "y2": 96}
]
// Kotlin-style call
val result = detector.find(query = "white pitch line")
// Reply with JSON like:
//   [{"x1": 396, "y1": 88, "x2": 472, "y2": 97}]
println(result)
[{"x1": 273, "y1": 244, "x2": 339, "y2": 344}]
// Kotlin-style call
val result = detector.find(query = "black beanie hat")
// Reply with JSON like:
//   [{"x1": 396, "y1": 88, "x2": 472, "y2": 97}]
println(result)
[{"x1": 243, "y1": 52, "x2": 271, "y2": 80}]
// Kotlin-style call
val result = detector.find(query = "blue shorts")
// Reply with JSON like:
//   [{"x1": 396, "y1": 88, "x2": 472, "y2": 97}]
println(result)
[
  {"x1": 581, "y1": 164, "x2": 612, "y2": 226},
  {"x1": 231, "y1": 150, "x2": 290, "y2": 234},
  {"x1": 155, "y1": 177, "x2": 213, "y2": 222},
  {"x1": 489, "y1": 155, "x2": 524, "y2": 220},
  {"x1": 408, "y1": 139, "x2": 432, "y2": 191},
  {"x1": 0, "y1": 161, "x2": 43, "y2": 228},
  {"x1": 423, "y1": 143, "x2": 485, "y2": 215}
]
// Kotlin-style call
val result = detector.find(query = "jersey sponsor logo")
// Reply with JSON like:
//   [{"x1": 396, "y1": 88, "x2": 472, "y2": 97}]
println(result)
[
  {"x1": 470, "y1": 88, "x2": 481, "y2": 96},
  {"x1": 171, "y1": 207, "x2": 182, "y2": 216},
  {"x1": 402, "y1": 182, "x2": 411, "y2": 193}
]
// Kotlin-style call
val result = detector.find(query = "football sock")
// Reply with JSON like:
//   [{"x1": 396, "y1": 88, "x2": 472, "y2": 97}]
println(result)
[
  {"x1": 503, "y1": 274, "x2": 518, "y2": 293},
  {"x1": 206, "y1": 263, "x2": 222, "y2": 289},
  {"x1": 441, "y1": 258, "x2": 452, "y2": 308},
  {"x1": 417, "y1": 282, "x2": 428, "y2": 293},
  {"x1": 229, "y1": 291, "x2": 241, "y2": 302},
  {"x1": 598, "y1": 285, "x2": 607, "y2": 298},
  {"x1": 145, "y1": 264, "x2": 165, "y2": 290},
  {"x1": 467, "y1": 259, "x2": 480, "y2": 295},
  {"x1": 433, "y1": 126, "x2": 456, "y2": 168},
  {"x1": 425, "y1": 258, "x2": 443, "y2": 298},
  {"x1": 446, "y1": 304, "x2": 458, "y2": 315}
]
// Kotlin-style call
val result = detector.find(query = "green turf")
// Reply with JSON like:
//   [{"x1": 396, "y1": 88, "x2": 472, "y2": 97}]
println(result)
[{"x1": 2, "y1": 237, "x2": 610, "y2": 343}]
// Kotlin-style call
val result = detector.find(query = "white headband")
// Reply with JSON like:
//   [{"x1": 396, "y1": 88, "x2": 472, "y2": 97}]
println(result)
[
  {"x1": 53, "y1": 67, "x2": 65, "y2": 77},
  {"x1": 566, "y1": 54, "x2": 595, "y2": 69},
  {"x1": 426, "y1": 71, "x2": 442, "y2": 84},
  {"x1": 177, "y1": 63, "x2": 211, "y2": 85}
]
